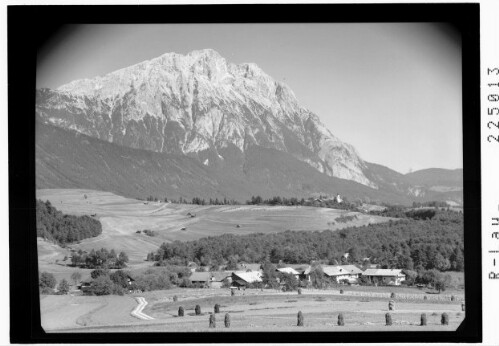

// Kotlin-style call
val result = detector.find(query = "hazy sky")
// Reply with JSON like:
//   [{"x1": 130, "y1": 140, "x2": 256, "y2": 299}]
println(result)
[{"x1": 37, "y1": 23, "x2": 462, "y2": 174}]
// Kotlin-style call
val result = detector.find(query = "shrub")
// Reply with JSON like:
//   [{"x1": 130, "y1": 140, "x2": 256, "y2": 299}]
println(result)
[
  {"x1": 214, "y1": 304, "x2": 220, "y2": 313},
  {"x1": 195, "y1": 305, "x2": 201, "y2": 315},
  {"x1": 388, "y1": 300, "x2": 394, "y2": 311},
  {"x1": 178, "y1": 306, "x2": 184, "y2": 317},
  {"x1": 57, "y1": 278, "x2": 70, "y2": 295},
  {"x1": 179, "y1": 277, "x2": 192, "y2": 288},
  {"x1": 173, "y1": 295, "x2": 178, "y2": 302},
  {"x1": 421, "y1": 313, "x2": 427, "y2": 326},
  {"x1": 90, "y1": 269, "x2": 110, "y2": 280},
  {"x1": 441, "y1": 312, "x2": 449, "y2": 325},
  {"x1": 39, "y1": 272, "x2": 57, "y2": 290},
  {"x1": 224, "y1": 313, "x2": 231, "y2": 327},
  {"x1": 279, "y1": 272, "x2": 299, "y2": 292},
  {"x1": 89, "y1": 276, "x2": 115, "y2": 296},
  {"x1": 134, "y1": 272, "x2": 172, "y2": 291},
  {"x1": 40, "y1": 287, "x2": 54, "y2": 295},
  {"x1": 71, "y1": 271, "x2": 82, "y2": 285},
  {"x1": 143, "y1": 229, "x2": 157, "y2": 237},
  {"x1": 385, "y1": 313, "x2": 392, "y2": 326},
  {"x1": 297, "y1": 311, "x2": 304, "y2": 326},
  {"x1": 110, "y1": 270, "x2": 131, "y2": 288},
  {"x1": 209, "y1": 314, "x2": 216, "y2": 328},
  {"x1": 337, "y1": 313, "x2": 345, "y2": 326}
]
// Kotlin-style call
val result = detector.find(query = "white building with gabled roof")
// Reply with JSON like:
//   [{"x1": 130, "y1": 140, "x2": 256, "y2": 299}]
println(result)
[
  {"x1": 322, "y1": 265, "x2": 363, "y2": 283},
  {"x1": 362, "y1": 269, "x2": 406, "y2": 286}
]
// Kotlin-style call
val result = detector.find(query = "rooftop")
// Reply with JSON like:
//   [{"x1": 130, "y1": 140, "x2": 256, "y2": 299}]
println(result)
[
  {"x1": 276, "y1": 267, "x2": 300, "y2": 275},
  {"x1": 233, "y1": 270, "x2": 263, "y2": 283},
  {"x1": 189, "y1": 272, "x2": 212, "y2": 282},
  {"x1": 362, "y1": 269, "x2": 404, "y2": 277}
]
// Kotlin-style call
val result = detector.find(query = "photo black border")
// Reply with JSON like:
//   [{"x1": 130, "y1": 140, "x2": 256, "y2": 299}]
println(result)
[{"x1": 8, "y1": 3, "x2": 481, "y2": 343}]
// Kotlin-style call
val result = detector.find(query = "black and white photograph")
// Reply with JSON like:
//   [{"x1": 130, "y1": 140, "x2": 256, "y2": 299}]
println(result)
[{"x1": 6, "y1": 3, "x2": 484, "y2": 343}]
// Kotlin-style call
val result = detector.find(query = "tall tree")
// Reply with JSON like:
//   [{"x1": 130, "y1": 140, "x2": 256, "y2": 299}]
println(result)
[
  {"x1": 70, "y1": 271, "x2": 82, "y2": 285},
  {"x1": 39, "y1": 272, "x2": 57, "y2": 289},
  {"x1": 57, "y1": 279, "x2": 70, "y2": 295}
]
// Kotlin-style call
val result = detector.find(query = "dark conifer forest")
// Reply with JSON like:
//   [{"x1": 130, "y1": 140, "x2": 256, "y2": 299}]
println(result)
[
  {"x1": 36, "y1": 199, "x2": 102, "y2": 245},
  {"x1": 153, "y1": 210, "x2": 463, "y2": 272}
]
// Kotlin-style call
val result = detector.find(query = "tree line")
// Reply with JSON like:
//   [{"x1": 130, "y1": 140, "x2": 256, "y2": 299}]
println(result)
[
  {"x1": 139, "y1": 195, "x2": 239, "y2": 205},
  {"x1": 151, "y1": 210, "x2": 463, "y2": 272},
  {"x1": 246, "y1": 195, "x2": 356, "y2": 211},
  {"x1": 70, "y1": 247, "x2": 129, "y2": 269},
  {"x1": 36, "y1": 199, "x2": 102, "y2": 246}
]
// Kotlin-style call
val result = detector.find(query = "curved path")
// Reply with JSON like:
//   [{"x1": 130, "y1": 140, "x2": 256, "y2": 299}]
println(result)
[{"x1": 131, "y1": 297, "x2": 154, "y2": 320}]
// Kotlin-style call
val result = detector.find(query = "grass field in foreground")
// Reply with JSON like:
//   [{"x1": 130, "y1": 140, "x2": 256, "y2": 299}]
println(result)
[{"x1": 42, "y1": 289, "x2": 464, "y2": 333}]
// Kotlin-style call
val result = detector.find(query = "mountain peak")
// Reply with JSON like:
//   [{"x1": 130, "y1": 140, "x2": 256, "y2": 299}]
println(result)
[
  {"x1": 187, "y1": 48, "x2": 224, "y2": 59},
  {"x1": 37, "y1": 49, "x2": 378, "y2": 189}
]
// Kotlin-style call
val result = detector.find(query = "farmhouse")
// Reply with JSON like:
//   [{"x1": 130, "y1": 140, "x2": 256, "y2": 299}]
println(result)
[
  {"x1": 293, "y1": 265, "x2": 312, "y2": 282},
  {"x1": 322, "y1": 265, "x2": 363, "y2": 283},
  {"x1": 231, "y1": 271, "x2": 263, "y2": 288},
  {"x1": 189, "y1": 272, "x2": 212, "y2": 287},
  {"x1": 238, "y1": 263, "x2": 262, "y2": 271},
  {"x1": 78, "y1": 281, "x2": 92, "y2": 293},
  {"x1": 276, "y1": 267, "x2": 300, "y2": 278},
  {"x1": 362, "y1": 269, "x2": 406, "y2": 286},
  {"x1": 210, "y1": 271, "x2": 232, "y2": 288}
]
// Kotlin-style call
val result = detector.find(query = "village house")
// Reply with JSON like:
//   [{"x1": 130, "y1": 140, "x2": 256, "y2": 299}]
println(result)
[
  {"x1": 78, "y1": 281, "x2": 92, "y2": 293},
  {"x1": 210, "y1": 271, "x2": 232, "y2": 288},
  {"x1": 189, "y1": 272, "x2": 212, "y2": 288},
  {"x1": 285, "y1": 264, "x2": 312, "y2": 282},
  {"x1": 276, "y1": 267, "x2": 300, "y2": 279},
  {"x1": 231, "y1": 270, "x2": 263, "y2": 288},
  {"x1": 361, "y1": 269, "x2": 406, "y2": 286},
  {"x1": 322, "y1": 265, "x2": 363, "y2": 284},
  {"x1": 298, "y1": 266, "x2": 312, "y2": 282}
]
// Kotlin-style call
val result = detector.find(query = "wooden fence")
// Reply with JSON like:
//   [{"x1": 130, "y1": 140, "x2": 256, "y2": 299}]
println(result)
[{"x1": 302, "y1": 288, "x2": 464, "y2": 302}]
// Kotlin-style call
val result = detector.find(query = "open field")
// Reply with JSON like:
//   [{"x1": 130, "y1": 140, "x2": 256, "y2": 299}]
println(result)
[
  {"x1": 41, "y1": 288, "x2": 464, "y2": 333},
  {"x1": 37, "y1": 189, "x2": 395, "y2": 264}
]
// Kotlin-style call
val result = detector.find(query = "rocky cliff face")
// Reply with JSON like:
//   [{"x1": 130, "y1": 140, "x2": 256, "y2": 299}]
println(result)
[{"x1": 36, "y1": 49, "x2": 376, "y2": 188}]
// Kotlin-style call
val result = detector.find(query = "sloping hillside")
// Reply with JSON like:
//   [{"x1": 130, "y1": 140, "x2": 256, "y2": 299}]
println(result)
[
  {"x1": 36, "y1": 122, "x2": 412, "y2": 204},
  {"x1": 37, "y1": 189, "x2": 395, "y2": 263},
  {"x1": 406, "y1": 168, "x2": 463, "y2": 187}
]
